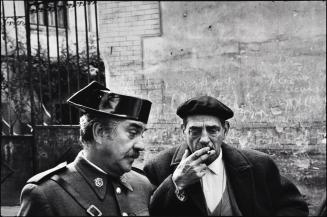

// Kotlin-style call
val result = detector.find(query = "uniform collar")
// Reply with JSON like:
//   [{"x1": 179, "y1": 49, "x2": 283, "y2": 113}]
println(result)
[
  {"x1": 120, "y1": 173, "x2": 134, "y2": 192},
  {"x1": 80, "y1": 151, "x2": 108, "y2": 175},
  {"x1": 73, "y1": 151, "x2": 133, "y2": 200}
]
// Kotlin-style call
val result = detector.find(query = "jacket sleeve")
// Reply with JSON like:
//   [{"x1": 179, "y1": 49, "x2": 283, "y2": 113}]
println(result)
[
  {"x1": 275, "y1": 175, "x2": 309, "y2": 216},
  {"x1": 17, "y1": 183, "x2": 55, "y2": 216},
  {"x1": 144, "y1": 161, "x2": 186, "y2": 216},
  {"x1": 266, "y1": 158, "x2": 309, "y2": 216},
  {"x1": 149, "y1": 174, "x2": 188, "y2": 216}
]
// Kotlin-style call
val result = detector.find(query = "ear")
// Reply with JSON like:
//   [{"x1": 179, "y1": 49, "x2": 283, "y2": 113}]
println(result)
[
  {"x1": 181, "y1": 123, "x2": 186, "y2": 134},
  {"x1": 92, "y1": 122, "x2": 103, "y2": 144},
  {"x1": 223, "y1": 121, "x2": 230, "y2": 136}
]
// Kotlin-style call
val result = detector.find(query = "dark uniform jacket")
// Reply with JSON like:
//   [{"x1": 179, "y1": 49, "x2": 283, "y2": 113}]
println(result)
[
  {"x1": 143, "y1": 143, "x2": 309, "y2": 216},
  {"x1": 17, "y1": 151, "x2": 154, "y2": 216}
]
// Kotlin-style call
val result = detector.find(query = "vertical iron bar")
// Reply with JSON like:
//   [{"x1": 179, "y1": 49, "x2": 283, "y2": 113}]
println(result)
[
  {"x1": 13, "y1": 1, "x2": 20, "y2": 58},
  {"x1": 84, "y1": 0, "x2": 90, "y2": 82},
  {"x1": 64, "y1": 1, "x2": 72, "y2": 123},
  {"x1": 54, "y1": 1, "x2": 62, "y2": 123},
  {"x1": 1, "y1": 0, "x2": 12, "y2": 135},
  {"x1": 94, "y1": 1, "x2": 100, "y2": 82},
  {"x1": 12, "y1": 0, "x2": 22, "y2": 133},
  {"x1": 44, "y1": 2, "x2": 53, "y2": 124},
  {"x1": 36, "y1": 1, "x2": 43, "y2": 125},
  {"x1": 24, "y1": 0, "x2": 37, "y2": 174},
  {"x1": 74, "y1": 0, "x2": 81, "y2": 118}
]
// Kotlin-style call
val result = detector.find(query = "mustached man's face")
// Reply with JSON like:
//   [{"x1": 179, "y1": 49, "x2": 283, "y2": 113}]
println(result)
[
  {"x1": 94, "y1": 119, "x2": 146, "y2": 176},
  {"x1": 184, "y1": 115, "x2": 228, "y2": 165}
]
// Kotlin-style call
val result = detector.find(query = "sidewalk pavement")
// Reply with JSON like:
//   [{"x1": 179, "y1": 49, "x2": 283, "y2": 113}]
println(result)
[{"x1": 1, "y1": 206, "x2": 20, "y2": 217}]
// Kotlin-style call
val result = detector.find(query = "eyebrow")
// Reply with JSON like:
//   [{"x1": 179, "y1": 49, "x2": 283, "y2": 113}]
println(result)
[
  {"x1": 189, "y1": 124, "x2": 220, "y2": 128},
  {"x1": 207, "y1": 125, "x2": 220, "y2": 128},
  {"x1": 128, "y1": 123, "x2": 147, "y2": 131}
]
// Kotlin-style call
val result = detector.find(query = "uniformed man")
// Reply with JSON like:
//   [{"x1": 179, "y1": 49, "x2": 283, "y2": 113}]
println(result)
[{"x1": 17, "y1": 81, "x2": 154, "y2": 216}]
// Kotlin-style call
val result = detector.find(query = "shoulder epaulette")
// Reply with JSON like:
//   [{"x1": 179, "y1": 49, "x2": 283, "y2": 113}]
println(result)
[
  {"x1": 131, "y1": 166, "x2": 146, "y2": 176},
  {"x1": 27, "y1": 162, "x2": 67, "y2": 184}
]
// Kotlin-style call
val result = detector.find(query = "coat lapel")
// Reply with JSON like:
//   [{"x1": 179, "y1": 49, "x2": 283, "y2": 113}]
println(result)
[
  {"x1": 221, "y1": 143, "x2": 255, "y2": 216},
  {"x1": 186, "y1": 181, "x2": 207, "y2": 214},
  {"x1": 170, "y1": 143, "x2": 256, "y2": 215},
  {"x1": 72, "y1": 152, "x2": 109, "y2": 200},
  {"x1": 170, "y1": 144, "x2": 207, "y2": 215}
]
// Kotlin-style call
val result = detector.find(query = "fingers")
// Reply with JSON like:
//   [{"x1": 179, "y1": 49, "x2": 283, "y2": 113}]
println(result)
[
  {"x1": 181, "y1": 149, "x2": 190, "y2": 161},
  {"x1": 198, "y1": 170, "x2": 207, "y2": 177},
  {"x1": 195, "y1": 164, "x2": 207, "y2": 177},
  {"x1": 198, "y1": 163, "x2": 207, "y2": 171},
  {"x1": 192, "y1": 149, "x2": 216, "y2": 165},
  {"x1": 189, "y1": 147, "x2": 210, "y2": 161}
]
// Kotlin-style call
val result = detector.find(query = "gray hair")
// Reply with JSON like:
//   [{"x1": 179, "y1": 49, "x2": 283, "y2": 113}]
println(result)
[{"x1": 79, "y1": 113, "x2": 121, "y2": 146}]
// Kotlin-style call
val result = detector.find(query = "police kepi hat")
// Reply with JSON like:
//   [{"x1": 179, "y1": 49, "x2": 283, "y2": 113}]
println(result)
[
  {"x1": 176, "y1": 95, "x2": 234, "y2": 121},
  {"x1": 67, "y1": 81, "x2": 152, "y2": 124}
]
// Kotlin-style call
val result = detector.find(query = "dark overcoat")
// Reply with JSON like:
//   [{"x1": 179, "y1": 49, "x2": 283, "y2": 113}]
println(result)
[
  {"x1": 143, "y1": 143, "x2": 309, "y2": 216},
  {"x1": 17, "y1": 152, "x2": 154, "y2": 216}
]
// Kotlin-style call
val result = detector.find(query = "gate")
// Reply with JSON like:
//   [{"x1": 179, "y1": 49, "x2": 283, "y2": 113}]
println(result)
[{"x1": 1, "y1": 0, "x2": 104, "y2": 205}]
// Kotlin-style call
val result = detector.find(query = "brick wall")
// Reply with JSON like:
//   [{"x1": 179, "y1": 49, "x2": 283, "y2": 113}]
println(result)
[{"x1": 97, "y1": 1, "x2": 161, "y2": 100}]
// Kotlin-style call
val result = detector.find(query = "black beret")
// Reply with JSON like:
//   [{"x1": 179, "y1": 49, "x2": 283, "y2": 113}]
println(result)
[
  {"x1": 67, "y1": 81, "x2": 152, "y2": 124},
  {"x1": 176, "y1": 95, "x2": 233, "y2": 121}
]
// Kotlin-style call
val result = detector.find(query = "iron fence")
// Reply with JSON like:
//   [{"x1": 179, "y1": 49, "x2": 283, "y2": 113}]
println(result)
[{"x1": 1, "y1": 0, "x2": 105, "y2": 135}]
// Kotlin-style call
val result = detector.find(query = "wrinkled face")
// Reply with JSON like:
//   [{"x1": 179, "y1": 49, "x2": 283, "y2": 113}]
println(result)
[
  {"x1": 184, "y1": 115, "x2": 228, "y2": 165},
  {"x1": 95, "y1": 119, "x2": 146, "y2": 176}
]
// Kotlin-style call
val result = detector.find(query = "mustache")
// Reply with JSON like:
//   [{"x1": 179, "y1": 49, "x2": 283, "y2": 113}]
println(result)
[{"x1": 126, "y1": 151, "x2": 140, "y2": 159}]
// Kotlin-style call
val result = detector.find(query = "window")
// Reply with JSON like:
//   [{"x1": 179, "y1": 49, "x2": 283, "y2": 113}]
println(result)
[{"x1": 30, "y1": 1, "x2": 67, "y2": 28}]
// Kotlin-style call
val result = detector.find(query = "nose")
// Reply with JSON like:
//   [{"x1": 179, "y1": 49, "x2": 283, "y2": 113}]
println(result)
[
  {"x1": 199, "y1": 128, "x2": 210, "y2": 145},
  {"x1": 133, "y1": 140, "x2": 145, "y2": 151}
]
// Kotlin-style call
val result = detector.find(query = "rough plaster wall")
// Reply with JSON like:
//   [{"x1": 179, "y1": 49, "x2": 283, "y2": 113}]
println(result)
[
  {"x1": 97, "y1": 1, "x2": 326, "y2": 152},
  {"x1": 97, "y1": 4, "x2": 326, "y2": 211},
  {"x1": 141, "y1": 1, "x2": 326, "y2": 150},
  {"x1": 144, "y1": 1, "x2": 326, "y2": 122}
]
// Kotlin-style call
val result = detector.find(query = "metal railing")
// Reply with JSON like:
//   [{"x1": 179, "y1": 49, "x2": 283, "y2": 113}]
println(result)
[{"x1": 1, "y1": 0, "x2": 105, "y2": 135}]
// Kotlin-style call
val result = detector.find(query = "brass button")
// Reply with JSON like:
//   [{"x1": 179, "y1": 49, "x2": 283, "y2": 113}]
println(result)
[
  {"x1": 116, "y1": 187, "x2": 122, "y2": 194},
  {"x1": 122, "y1": 212, "x2": 128, "y2": 216}
]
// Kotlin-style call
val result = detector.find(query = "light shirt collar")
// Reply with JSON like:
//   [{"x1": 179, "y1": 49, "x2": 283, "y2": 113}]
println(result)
[
  {"x1": 80, "y1": 151, "x2": 108, "y2": 175},
  {"x1": 201, "y1": 150, "x2": 226, "y2": 213},
  {"x1": 207, "y1": 149, "x2": 223, "y2": 175}
]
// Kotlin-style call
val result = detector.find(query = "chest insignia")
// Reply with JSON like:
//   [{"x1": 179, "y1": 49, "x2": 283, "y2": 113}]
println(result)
[{"x1": 94, "y1": 177, "x2": 104, "y2": 187}]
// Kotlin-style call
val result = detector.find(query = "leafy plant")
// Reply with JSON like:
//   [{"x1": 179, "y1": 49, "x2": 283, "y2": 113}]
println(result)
[{"x1": 1, "y1": 29, "x2": 105, "y2": 134}]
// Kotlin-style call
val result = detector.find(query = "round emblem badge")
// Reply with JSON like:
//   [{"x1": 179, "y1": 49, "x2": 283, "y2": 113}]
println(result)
[{"x1": 94, "y1": 177, "x2": 103, "y2": 187}]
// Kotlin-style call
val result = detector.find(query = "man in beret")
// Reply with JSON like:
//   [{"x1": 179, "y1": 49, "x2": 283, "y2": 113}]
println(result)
[
  {"x1": 143, "y1": 95, "x2": 309, "y2": 216},
  {"x1": 18, "y1": 81, "x2": 154, "y2": 216}
]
